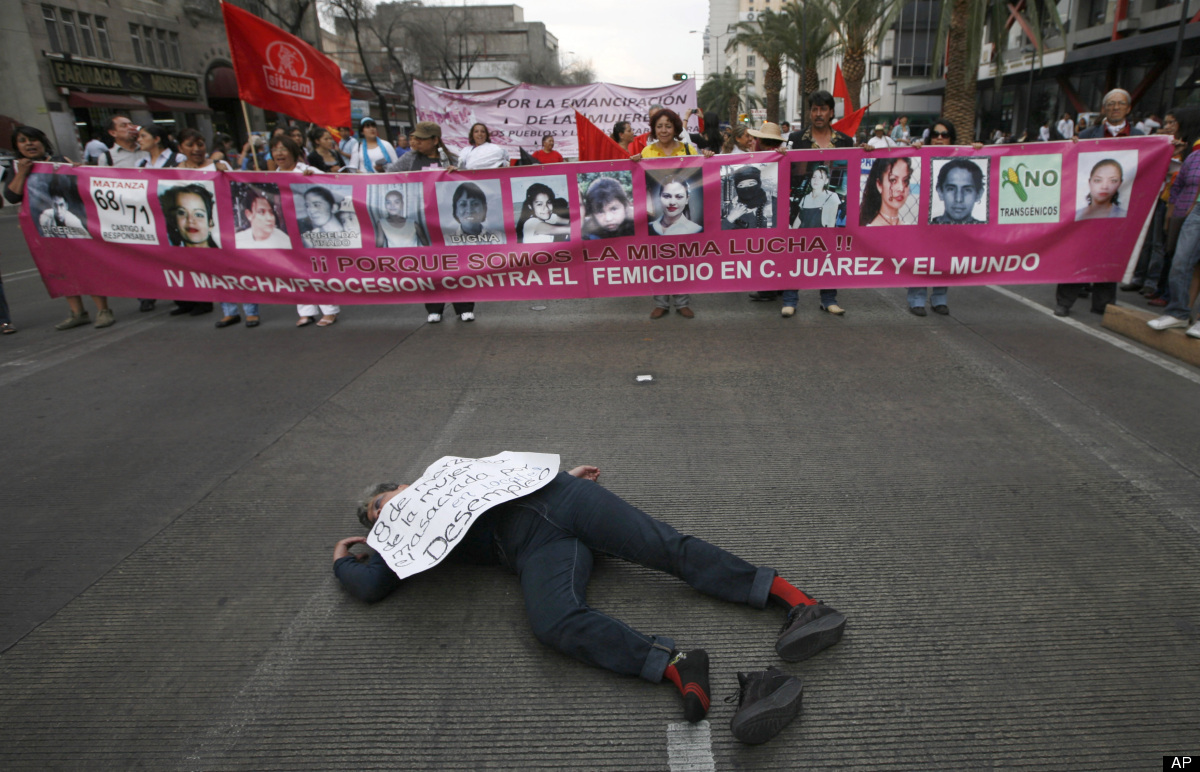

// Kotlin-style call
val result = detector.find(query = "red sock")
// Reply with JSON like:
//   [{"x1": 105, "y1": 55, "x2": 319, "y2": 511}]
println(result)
[
  {"x1": 663, "y1": 663, "x2": 682, "y2": 690},
  {"x1": 770, "y1": 577, "x2": 817, "y2": 609}
]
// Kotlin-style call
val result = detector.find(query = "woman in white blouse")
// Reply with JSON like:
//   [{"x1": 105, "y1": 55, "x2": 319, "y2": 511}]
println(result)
[
  {"x1": 349, "y1": 117, "x2": 397, "y2": 173},
  {"x1": 456, "y1": 123, "x2": 510, "y2": 170},
  {"x1": 136, "y1": 125, "x2": 186, "y2": 168}
]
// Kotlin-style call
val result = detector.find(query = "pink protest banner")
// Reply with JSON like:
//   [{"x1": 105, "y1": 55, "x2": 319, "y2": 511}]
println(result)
[
  {"x1": 19, "y1": 136, "x2": 1170, "y2": 306},
  {"x1": 412, "y1": 79, "x2": 697, "y2": 159}
]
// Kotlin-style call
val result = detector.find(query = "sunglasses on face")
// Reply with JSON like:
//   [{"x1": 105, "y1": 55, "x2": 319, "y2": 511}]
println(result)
[{"x1": 931, "y1": 130, "x2": 951, "y2": 138}]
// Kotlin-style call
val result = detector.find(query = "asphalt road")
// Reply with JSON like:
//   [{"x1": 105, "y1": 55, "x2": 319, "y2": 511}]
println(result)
[{"x1": 2, "y1": 205, "x2": 1199, "y2": 770}]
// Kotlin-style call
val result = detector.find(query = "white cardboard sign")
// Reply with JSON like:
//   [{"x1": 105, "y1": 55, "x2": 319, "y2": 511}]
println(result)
[{"x1": 368, "y1": 452, "x2": 560, "y2": 579}]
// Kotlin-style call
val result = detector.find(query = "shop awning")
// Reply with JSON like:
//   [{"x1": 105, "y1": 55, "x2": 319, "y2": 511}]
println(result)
[
  {"x1": 67, "y1": 92, "x2": 147, "y2": 109},
  {"x1": 147, "y1": 97, "x2": 212, "y2": 113}
]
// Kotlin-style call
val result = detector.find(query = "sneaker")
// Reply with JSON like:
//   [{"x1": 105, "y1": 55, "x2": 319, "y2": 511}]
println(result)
[
  {"x1": 668, "y1": 649, "x2": 711, "y2": 723},
  {"x1": 781, "y1": 306, "x2": 795, "y2": 317},
  {"x1": 821, "y1": 304, "x2": 845, "y2": 315},
  {"x1": 459, "y1": 312, "x2": 475, "y2": 322},
  {"x1": 54, "y1": 312, "x2": 90, "y2": 331},
  {"x1": 1148, "y1": 315, "x2": 1188, "y2": 331},
  {"x1": 93, "y1": 308, "x2": 115, "y2": 328},
  {"x1": 427, "y1": 313, "x2": 442, "y2": 323},
  {"x1": 776, "y1": 602, "x2": 846, "y2": 662},
  {"x1": 727, "y1": 668, "x2": 804, "y2": 745},
  {"x1": 1187, "y1": 323, "x2": 1200, "y2": 339}
]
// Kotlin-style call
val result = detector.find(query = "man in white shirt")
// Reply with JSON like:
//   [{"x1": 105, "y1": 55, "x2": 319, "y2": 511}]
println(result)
[
  {"x1": 1056, "y1": 112, "x2": 1074, "y2": 140},
  {"x1": 83, "y1": 133, "x2": 108, "y2": 165},
  {"x1": 95, "y1": 114, "x2": 148, "y2": 168},
  {"x1": 866, "y1": 124, "x2": 897, "y2": 149}
]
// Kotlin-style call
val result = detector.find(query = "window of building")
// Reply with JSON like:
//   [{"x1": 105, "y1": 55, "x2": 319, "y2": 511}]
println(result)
[
  {"x1": 129, "y1": 23, "x2": 144, "y2": 64},
  {"x1": 77, "y1": 13, "x2": 96, "y2": 57},
  {"x1": 168, "y1": 32, "x2": 181, "y2": 69},
  {"x1": 892, "y1": 1, "x2": 937, "y2": 78},
  {"x1": 747, "y1": 55, "x2": 756, "y2": 67},
  {"x1": 60, "y1": 9, "x2": 80, "y2": 54},
  {"x1": 143, "y1": 26, "x2": 157, "y2": 66},
  {"x1": 1081, "y1": 0, "x2": 1107, "y2": 26},
  {"x1": 95, "y1": 17, "x2": 111, "y2": 58},
  {"x1": 43, "y1": 6, "x2": 62, "y2": 53},
  {"x1": 157, "y1": 29, "x2": 169, "y2": 68},
  {"x1": 747, "y1": 69, "x2": 755, "y2": 82}
]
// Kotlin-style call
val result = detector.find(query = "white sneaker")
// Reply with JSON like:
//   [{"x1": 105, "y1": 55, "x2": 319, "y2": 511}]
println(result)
[
  {"x1": 427, "y1": 313, "x2": 442, "y2": 323},
  {"x1": 781, "y1": 306, "x2": 795, "y2": 317},
  {"x1": 459, "y1": 312, "x2": 475, "y2": 322},
  {"x1": 1147, "y1": 315, "x2": 1187, "y2": 330},
  {"x1": 1187, "y1": 322, "x2": 1200, "y2": 339}
]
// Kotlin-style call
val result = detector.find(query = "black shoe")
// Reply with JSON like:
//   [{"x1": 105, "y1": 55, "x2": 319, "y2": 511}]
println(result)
[
  {"x1": 139, "y1": 299, "x2": 156, "y2": 312},
  {"x1": 169, "y1": 304, "x2": 192, "y2": 316},
  {"x1": 728, "y1": 667, "x2": 803, "y2": 745},
  {"x1": 908, "y1": 306, "x2": 926, "y2": 317},
  {"x1": 1078, "y1": 286, "x2": 1090, "y2": 298},
  {"x1": 932, "y1": 304, "x2": 949, "y2": 315},
  {"x1": 776, "y1": 602, "x2": 846, "y2": 662},
  {"x1": 669, "y1": 649, "x2": 711, "y2": 723},
  {"x1": 1053, "y1": 305, "x2": 1070, "y2": 317},
  {"x1": 189, "y1": 303, "x2": 214, "y2": 316},
  {"x1": 215, "y1": 315, "x2": 241, "y2": 328},
  {"x1": 748, "y1": 291, "x2": 780, "y2": 301}
]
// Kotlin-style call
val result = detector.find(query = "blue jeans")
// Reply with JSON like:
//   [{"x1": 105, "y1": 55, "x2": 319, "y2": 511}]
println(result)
[
  {"x1": 782, "y1": 289, "x2": 838, "y2": 308},
  {"x1": 907, "y1": 287, "x2": 947, "y2": 307},
  {"x1": 221, "y1": 302, "x2": 259, "y2": 317},
  {"x1": 653, "y1": 294, "x2": 690, "y2": 309},
  {"x1": 1164, "y1": 206, "x2": 1200, "y2": 320},
  {"x1": 492, "y1": 472, "x2": 775, "y2": 682}
]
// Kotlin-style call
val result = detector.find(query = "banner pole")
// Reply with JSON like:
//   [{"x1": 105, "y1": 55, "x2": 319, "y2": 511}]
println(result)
[{"x1": 241, "y1": 100, "x2": 260, "y2": 171}]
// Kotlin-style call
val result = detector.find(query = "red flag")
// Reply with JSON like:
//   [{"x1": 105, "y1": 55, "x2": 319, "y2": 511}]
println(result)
[
  {"x1": 222, "y1": 3, "x2": 350, "y2": 127},
  {"x1": 574, "y1": 111, "x2": 630, "y2": 161},
  {"x1": 833, "y1": 65, "x2": 850, "y2": 101},
  {"x1": 832, "y1": 103, "x2": 869, "y2": 138}
]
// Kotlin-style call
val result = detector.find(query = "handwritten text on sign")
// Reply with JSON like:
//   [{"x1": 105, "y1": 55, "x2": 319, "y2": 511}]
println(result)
[{"x1": 367, "y1": 452, "x2": 559, "y2": 580}]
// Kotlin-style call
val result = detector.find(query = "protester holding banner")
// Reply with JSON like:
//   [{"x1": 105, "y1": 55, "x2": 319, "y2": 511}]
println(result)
[
  {"x1": 135, "y1": 125, "x2": 185, "y2": 170},
  {"x1": 306, "y1": 127, "x2": 348, "y2": 174},
  {"x1": 902, "y1": 117, "x2": 967, "y2": 316},
  {"x1": 349, "y1": 118, "x2": 397, "y2": 173},
  {"x1": 611, "y1": 121, "x2": 635, "y2": 154},
  {"x1": 532, "y1": 134, "x2": 565, "y2": 164},
  {"x1": 269, "y1": 136, "x2": 319, "y2": 175},
  {"x1": 385, "y1": 122, "x2": 454, "y2": 173},
  {"x1": 632, "y1": 110, "x2": 706, "y2": 159},
  {"x1": 176, "y1": 129, "x2": 232, "y2": 172},
  {"x1": 690, "y1": 111, "x2": 724, "y2": 154},
  {"x1": 725, "y1": 124, "x2": 756, "y2": 154},
  {"x1": 456, "y1": 123, "x2": 510, "y2": 170},
  {"x1": 334, "y1": 461, "x2": 844, "y2": 735}
]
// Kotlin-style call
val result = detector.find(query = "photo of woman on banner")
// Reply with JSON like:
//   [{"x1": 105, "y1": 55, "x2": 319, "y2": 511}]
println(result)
[
  {"x1": 721, "y1": 163, "x2": 777, "y2": 230},
  {"x1": 579, "y1": 172, "x2": 635, "y2": 239},
  {"x1": 859, "y1": 156, "x2": 920, "y2": 226},
  {"x1": 368, "y1": 185, "x2": 429, "y2": 248},
  {"x1": 435, "y1": 179, "x2": 506, "y2": 246},
  {"x1": 158, "y1": 181, "x2": 220, "y2": 248},
  {"x1": 789, "y1": 162, "x2": 846, "y2": 229},
  {"x1": 231, "y1": 182, "x2": 292, "y2": 249},
  {"x1": 292, "y1": 184, "x2": 361, "y2": 249},
  {"x1": 1075, "y1": 151, "x2": 1137, "y2": 221},
  {"x1": 928, "y1": 158, "x2": 987, "y2": 225},
  {"x1": 513, "y1": 176, "x2": 572, "y2": 243},
  {"x1": 646, "y1": 168, "x2": 704, "y2": 236},
  {"x1": 30, "y1": 174, "x2": 91, "y2": 239}
]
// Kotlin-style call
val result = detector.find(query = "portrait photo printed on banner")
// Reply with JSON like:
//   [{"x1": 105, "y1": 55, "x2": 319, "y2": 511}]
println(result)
[
  {"x1": 27, "y1": 173, "x2": 91, "y2": 239},
  {"x1": 230, "y1": 181, "x2": 292, "y2": 249},
  {"x1": 1075, "y1": 150, "x2": 1138, "y2": 221},
  {"x1": 291, "y1": 183, "x2": 362, "y2": 249},
  {"x1": 157, "y1": 181, "x2": 220, "y2": 248},
  {"x1": 367, "y1": 183, "x2": 430, "y2": 248},
  {"x1": 644, "y1": 167, "x2": 704, "y2": 236},
  {"x1": 720, "y1": 162, "x2": 778, "y2": 230},
  {"x1": 577, "y1": 171, "x2": 635, "y2": 239},
  {"x1": 435, "y1": 179, "x2": 506, "y2": 246},
  {"x1": 512, "y1": 175, "x2": 572, "y2": 243},
  {"x1": 788, "y1": 161, "x2": 848, "y2": 229},
  {"x1": 859, "y1": 156, "x2": 922, "y2": 226},
  {"x1": 928, "y1": 157, "x2": 988, "y2": 225}
]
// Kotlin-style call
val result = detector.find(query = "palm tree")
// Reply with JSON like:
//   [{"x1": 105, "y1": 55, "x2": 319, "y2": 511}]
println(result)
[
  {"x1": 779, "y1": 1, "x2": 835, "y2": 120},
  {"x1": 816, "y1": 0, "x2": 908, "y2": 113},
  {"x1": 698, "y1": 68, "x2": 760, "y2": 125},
  {"x1": 934, "y1": 0, "x2": 1064, "y2": 139},
  {"x1": 725, "y1": 9, "x2": 792, "y2": 123}
]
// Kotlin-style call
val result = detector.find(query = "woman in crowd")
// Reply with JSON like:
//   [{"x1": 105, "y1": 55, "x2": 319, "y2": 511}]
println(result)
[
  {"x1": 1143, "y1": 108, "x2": 1200, "y2": 305},
  {"x1": 208, "y1": 132, "x2": 237, "y2": 168},
  {"x1": 1075, "y1": 159, "x2": 1126, "y2": 220},
  {"x1": 456, "y1": 123, "x2": 510, "y2": 169},
  {"x1": 287, "y1": 126, "x2": 307, "y2": 157},
  {"x1": 386, "y1": 121, "x2": 454, "y2": 172},
  {"x1": 307, "y1": 126, "x2": 348, "y2": 173},
  {"x1": 690, "y1": 111, "x2": 724, "y2": 154},
  {"x1": 647, "y1": 175, "x2": 701, "y2": 318},
  {"x1": 516, "y1": 182, "x2": 571, "y2": 243},
  {"x1": 2, "y1": 125, "x2": 110, "y2": 331},
  {"x1": 241, "y1": 135, "x2": 268, "y2": 170},
  {"x1": 611, "y1": 121, "x2": 635, "y2": 154},
  {"x1": 270, "y1": 135, "x2": 319, "y2": 175},
  {"x1": 859, "y1": 157, "x2": 913, "y2": 227},
  {"x1": 1147, "y1": 106, "x2": 1200, "y2": 336},
  {"x1": 177, "y1": 129, "x2": 231, "y2": 172},
  {"x1": 374, "y1": 189, "x2": 427, "y2": 248},
  {"x1": 723, "y1": 123, "x2": 756, "y2": 154},
  {"x1": 135, "y1": 124, "x2": 185, "y2": 169},
  {"x1": 349, "y1": 118, "x2": 397, "y2": 173},
  {"x1": 532, "y1": 134, "x2": 564, "y2": 163},
  {"x1": 632, "y1": 109, "x2": 710, "y2": 159},
  {"x1": 582, "y1": 177, "x2": 635, "y2": 240}
]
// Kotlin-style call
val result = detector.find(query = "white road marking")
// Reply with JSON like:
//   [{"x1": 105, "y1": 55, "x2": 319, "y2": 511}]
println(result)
[
  {"x1": 667, "y1": 720, "x2": 716, "y2": 772},
  {"x1": 2, "y1": 268, "x2": 42, "y2": 282},
  {"x1": 987, "y1": 285, "x2": 1200, "y2": 386}
]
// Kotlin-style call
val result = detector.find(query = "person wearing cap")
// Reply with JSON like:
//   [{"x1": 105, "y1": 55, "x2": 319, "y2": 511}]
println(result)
[
  {"x1": 349, "y1": 117, "x2": 398, "y2": 173},
  {"x1": 386, "y1": 121, "x2": 457, "y2": 173},
  {"x1": 866, "y1": 124, "x2": 898, "y2": 149}
]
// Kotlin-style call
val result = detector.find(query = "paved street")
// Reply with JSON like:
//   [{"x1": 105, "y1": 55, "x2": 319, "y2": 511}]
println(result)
[{"x1": 2, "y1": 204, "x2": 1199, "y2": 770}]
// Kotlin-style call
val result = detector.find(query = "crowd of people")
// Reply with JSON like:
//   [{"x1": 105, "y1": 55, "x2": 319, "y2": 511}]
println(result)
[{"x1": 1, "y1": 86, "x2": 1197, "y2": 339}]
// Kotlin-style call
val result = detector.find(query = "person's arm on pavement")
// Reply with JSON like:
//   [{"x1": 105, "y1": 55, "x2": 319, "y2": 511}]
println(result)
[
  {"x1": 567, "y1": 465, "x2": 600, "y2": 481},
  {"x1": 333, "y1": 537, "x2": 402, "y2": 602}
]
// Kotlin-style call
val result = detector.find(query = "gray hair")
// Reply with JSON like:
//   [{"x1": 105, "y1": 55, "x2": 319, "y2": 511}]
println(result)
[
  {"x1": 1102, "y1": 89, "x2": 1131, "y2": 107},
  {"x1": 356, "y1": 482, "x2": 400, "y2": 529}
]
